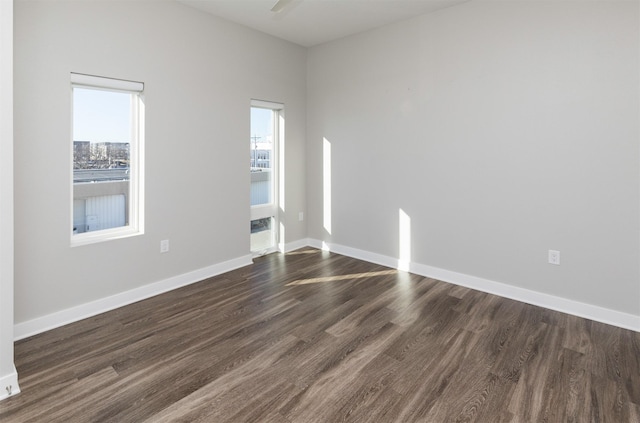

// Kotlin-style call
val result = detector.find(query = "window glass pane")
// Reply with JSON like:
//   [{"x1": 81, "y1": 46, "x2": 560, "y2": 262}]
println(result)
[
  {"x1": 250, "y1": 217, "x2": 273, "y2": 252},
  {"x1": 73, "y1": 87, "x2": 132, "y2": 234},
  {"x1": 250, "y1": 107, "x2": 273, "y2": 206}
]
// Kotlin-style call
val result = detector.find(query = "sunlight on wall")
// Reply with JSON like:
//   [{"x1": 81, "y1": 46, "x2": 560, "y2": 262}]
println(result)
[
  {"x1": 398, "y1": 208, "x2": 411, "y2": 271},
  {"x1": 278, "y1": 112, "x2": 285, "y2": 251},
  {"x1": 279, "y1": 221, "x2": 285, "y2": 251},
  {"x1": 323, "y1": 137, "x2": 332, "y2": 235},
  {"x1": 278, "y1": 112, "x2": 285, "y2": 212}
]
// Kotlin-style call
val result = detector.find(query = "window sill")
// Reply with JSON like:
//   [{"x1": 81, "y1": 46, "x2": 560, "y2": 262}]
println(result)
[{"x1": 71, "y1": 226, "x2": 143, "y2": 247}]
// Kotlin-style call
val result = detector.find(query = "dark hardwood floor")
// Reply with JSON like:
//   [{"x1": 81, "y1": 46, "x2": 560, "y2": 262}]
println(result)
[{"x1": 1, "y1": 247, "x2": 639, "y2": 422}]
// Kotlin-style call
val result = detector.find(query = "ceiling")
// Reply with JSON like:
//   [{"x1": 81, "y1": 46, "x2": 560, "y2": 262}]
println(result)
[{"x1": 177, "y1": 0, "x2": 470, "y2": 47}]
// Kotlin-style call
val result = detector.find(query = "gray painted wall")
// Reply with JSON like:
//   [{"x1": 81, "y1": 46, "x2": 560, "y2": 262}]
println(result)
[
  {"x1": 13, "y1": 0, "x2": 307, "y2": 324},
  {"x1": 307, "y1": 0, "x2": 640, "y2": 315},
  {"x1": 10, "y1": 0, "x2": 640, "y2": 343}
]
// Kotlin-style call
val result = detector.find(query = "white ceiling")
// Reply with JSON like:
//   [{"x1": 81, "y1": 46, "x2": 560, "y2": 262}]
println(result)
[{"x1": 177, "y1": 0, "x2": 470, "y2": 47}]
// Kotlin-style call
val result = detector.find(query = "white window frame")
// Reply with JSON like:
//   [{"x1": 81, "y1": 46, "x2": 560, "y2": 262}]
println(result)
[
  {"x1": 70, "y1": 73, "x2": 145, "y2": 246},
  {"x1": 250, "y1": 99, "x2": 284, "y2": 256}
]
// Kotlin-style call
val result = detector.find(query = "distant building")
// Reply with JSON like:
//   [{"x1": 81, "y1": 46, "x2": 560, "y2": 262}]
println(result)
[
  {"x1": 250, "y1": 141, "x2": 272, "y2": 169},
  {"x1": 73, "y1": 141, "x2": 129, "y2": 169},
  {"x1": 91, "y1": 142, "x2": 130, "y2": 168},
  {"x1": 73, "y1": 141, "x2": 90, "y2": 169}
]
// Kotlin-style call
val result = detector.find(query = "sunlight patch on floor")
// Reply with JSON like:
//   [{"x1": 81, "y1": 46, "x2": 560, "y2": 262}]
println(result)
[{"x1": 286, "y1": 269, "x2": 397, "y2": 286}]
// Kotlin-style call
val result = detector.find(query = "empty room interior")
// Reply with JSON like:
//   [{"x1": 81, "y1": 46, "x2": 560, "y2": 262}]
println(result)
[{"x1": 1, "y1": 0, "x2": 639, "y2": 421}]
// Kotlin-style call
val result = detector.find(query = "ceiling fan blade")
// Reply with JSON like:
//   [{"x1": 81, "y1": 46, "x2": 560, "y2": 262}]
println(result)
[{"x1": 271, "y1": 0, "x2": 295, "y2": 13}]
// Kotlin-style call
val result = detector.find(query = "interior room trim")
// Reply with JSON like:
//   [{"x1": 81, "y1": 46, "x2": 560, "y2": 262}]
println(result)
[
  {"x1": 14, "y1": 254, "x2": 252, "y2": 341},
  {"x1": 308, "y1": 239, "x2": 640, "y2": 332}
]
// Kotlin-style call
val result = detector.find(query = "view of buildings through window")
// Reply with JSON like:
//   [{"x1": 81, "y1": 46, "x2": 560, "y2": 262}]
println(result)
[
  {"x1": 250, "y1": 105, "x2": 277, "y2": 253},
  {"x1": 250, "y1": 111, "x2": 272, "y2": 170},
  {"x1": 74, "y1": 141, "x2": 130, "y2": 170},
  {"x1": 250, "y1": 106, "x2": 274, "y2": 206},
  {"x1": 72, "y1": 84, "x2": 138, "y2": 236}
]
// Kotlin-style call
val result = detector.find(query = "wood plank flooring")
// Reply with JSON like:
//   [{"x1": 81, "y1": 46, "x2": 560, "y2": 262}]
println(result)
[{"x1": 1, "y1": 247, "x2": 639, "y2": 422}]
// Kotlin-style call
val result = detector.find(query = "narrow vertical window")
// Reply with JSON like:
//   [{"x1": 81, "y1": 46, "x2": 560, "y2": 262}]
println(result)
[
  {"x1": 250, "y1": 100, "x2": 283, "y2": 256},
  {"x1": 71, "y1": 73, "x2": 144, "y2": 245}
]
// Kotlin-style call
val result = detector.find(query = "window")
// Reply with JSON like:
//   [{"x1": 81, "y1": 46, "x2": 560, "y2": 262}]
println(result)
[
  {"x1": 250, "y1": 100, "x2": 283, "y2": 255},
  {"x1": 71, "y1": 73, "x2": 144, "y2": 246}
]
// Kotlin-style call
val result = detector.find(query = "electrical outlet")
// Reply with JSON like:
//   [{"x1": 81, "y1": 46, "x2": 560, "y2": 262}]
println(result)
[
  {"x1": 548, "y1": 249, "x2": 560, "y2": 265},
  {"x1": 299, "y1": 212, "x2": 304, "y2": 221},
  {"x1": 160, "y1": 239, "x2": 170, "y2": 253}
]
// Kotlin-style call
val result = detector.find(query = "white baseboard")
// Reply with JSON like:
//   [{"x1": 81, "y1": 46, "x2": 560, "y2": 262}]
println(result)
[
  {"x1": 308, "y1": 239, "x2": 400, "y2": 268},
  {"x1": 0, "y1": 366, "x2": 20, "y2": 401},
  {"x1": 14, "y1": 254, "x2": 253, "y2": 341},
  {"x1": 283, "y1": 238, "x2": 312, "y2": 253},
  {"x1": 308, "y1": 239, "x2": 640, "y2": 332},
  {"x1": 13, "y1": 240, "x2": 640, "y2": 340}
]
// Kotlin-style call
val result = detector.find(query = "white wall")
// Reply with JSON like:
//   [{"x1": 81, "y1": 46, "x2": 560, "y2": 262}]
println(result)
[
  {"x1": 13, "y1": 0, "x2": 307, "y2": 328},
  {"x1": 1, "y1": 0, "x2": 20, "y2": 400},
  {"x1": 307, "y1": 1, "x2": 640, "y2": 321}
]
